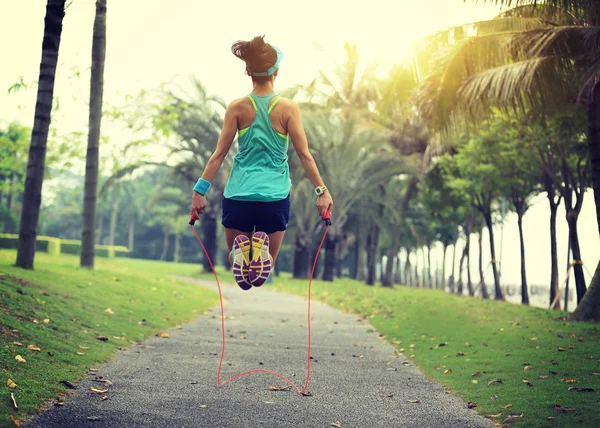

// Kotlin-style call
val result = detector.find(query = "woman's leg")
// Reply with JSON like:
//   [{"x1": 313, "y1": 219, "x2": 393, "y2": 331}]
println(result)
[{"x1": 267, "y1": 231, "x2": 286, "y2": 263}]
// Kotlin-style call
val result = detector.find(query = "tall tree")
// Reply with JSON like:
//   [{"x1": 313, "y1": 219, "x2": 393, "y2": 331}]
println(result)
[
  {"x1": 413, "y1": 0, "x2": 600, "y2": 319},
  {"x1": 16, "y1": 0, "x2": 67, "y2": 269},
  {"x1": 80, "y1": 0, "x2": 107, "y2": 268}
]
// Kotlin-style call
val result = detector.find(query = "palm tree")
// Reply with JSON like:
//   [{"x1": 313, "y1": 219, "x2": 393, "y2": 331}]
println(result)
[
  {"x1": 16, "y1": 0, "x2": 67, "y2": 269},
  {"x1": 80, "y1": 0, "x2": 107, "y2": 268},
  {"x1": 412, "y1": 0, "x2": 600, "y2": 320}
]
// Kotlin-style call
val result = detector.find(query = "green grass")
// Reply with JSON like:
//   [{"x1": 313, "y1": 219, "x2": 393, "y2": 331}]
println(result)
[
  {"x1": 269, "y1": 273, "x2": 600, "y2": 427},
  {"x1": 0, "y1": 250, "x2": 216, "y2": 427}
]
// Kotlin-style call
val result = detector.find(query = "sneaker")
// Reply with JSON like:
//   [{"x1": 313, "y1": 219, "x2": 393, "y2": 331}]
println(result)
[
  {"x1": 249, "y1": 231, "x2": 272, "y2": 287},
  {"x1": 232, "y1": 235, "x2": 252, "y2": 291}
]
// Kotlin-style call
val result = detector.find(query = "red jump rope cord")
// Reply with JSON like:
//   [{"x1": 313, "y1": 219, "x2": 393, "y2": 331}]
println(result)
[{"x1": 189, "y1": 221, "x2": 330, "y2": 395}]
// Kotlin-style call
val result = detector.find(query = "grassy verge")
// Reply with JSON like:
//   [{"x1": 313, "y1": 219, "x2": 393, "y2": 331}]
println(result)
[
  {"x1": 0, "y1": 250, "x2": 216, "y2": 427},
  {"x1": 269, "y1": 273, "x2": 600, "y2": 427}
]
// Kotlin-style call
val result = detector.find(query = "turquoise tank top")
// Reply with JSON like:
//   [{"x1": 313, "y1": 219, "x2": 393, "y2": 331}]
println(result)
[{"x1": 223, "y1": 93, "x2": 291, "y2": 202}]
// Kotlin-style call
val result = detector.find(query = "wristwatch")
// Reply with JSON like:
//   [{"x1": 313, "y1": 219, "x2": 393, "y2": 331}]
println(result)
[{"x1": 315, "y1": 186, "x2": 327, "y2": 196}]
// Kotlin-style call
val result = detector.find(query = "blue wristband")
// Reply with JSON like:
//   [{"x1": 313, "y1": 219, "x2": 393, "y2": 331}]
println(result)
[{"x1": 193, "y1": 178, "x2": 211, "y2": 195}]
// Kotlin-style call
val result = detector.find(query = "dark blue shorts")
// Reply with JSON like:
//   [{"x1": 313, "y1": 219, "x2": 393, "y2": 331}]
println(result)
[{"x1": 221, "y1": 195, "x2": 290, "y2": 234}]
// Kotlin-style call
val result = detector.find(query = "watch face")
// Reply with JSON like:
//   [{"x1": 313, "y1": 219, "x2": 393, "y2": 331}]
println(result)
[{"x1": 315, "y1": 187, "x2": 323, "y2": 195}]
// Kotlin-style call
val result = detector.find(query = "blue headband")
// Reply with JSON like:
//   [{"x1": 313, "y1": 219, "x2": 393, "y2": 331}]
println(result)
[{"x1": 252, "y1": 46, "x2": 283, "y2": 77}]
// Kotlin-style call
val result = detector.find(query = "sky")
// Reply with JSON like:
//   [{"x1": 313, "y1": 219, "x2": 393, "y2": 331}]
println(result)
[{"x1": 1, "y1": 0, "x2": 599, "y2": 304}]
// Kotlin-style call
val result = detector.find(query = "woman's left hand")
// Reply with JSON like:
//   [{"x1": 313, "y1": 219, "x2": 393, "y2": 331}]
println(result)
[{"x1": 316, "y1": 191, "x2": 333, "y2": 220}]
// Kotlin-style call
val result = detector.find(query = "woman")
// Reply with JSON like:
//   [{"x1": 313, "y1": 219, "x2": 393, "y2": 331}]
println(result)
[{"x1": 191, "y1": 36, "x2": 333, "y2": 290}]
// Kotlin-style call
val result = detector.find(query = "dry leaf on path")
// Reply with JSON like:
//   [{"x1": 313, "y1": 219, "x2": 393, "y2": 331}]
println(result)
[
  {"x1": 485, "y1": 414, "x2": 502, "y2": 419},
  {"x1": 7, "y1": 379, "x2": 17, "y2": 388},
  {"x1": 268, "y1": 385, "x2": 291, "y2": 391},
  {"x1": 379, "y1": 393, "x2": 393, "y2": 398},
  {"x1": 467, "y1": 402, "x2": 478, "y2": 409},
  {"x1": 407, "y1": 399, "x2": 420, "y2": 403},
  {"x1": 101, "y1": 396, "x2": 108, "y2": 401},
  {"x1": 54, "y1": 401, "x2": 65, "y2": 406},
  {"x1": 61, "y1": 380, "x2": 76, "y2": 389},
  {"x1": 10, "y1": 393, "x2": 17, "y2": 409},
  {"x1": 27, "y1": 345, "x2": 41, "y2": 352},
  {"x1": 331, "y1": 423, "x2": 342, "y2": 428},
  {"x1": 199, "y1": 404, "x2": 207, "y2": 408},
  {"x1": 15, "y1": 355, "x2": 26, "y2": 364},
  {"x1": 157, "y1": 332, "x2": 170, "y2": 338},
  {"x1": 90, "y1": 387, "x2": 108, "y2": 394},
  {"x1": 9, "y1": 415, "x2": 24, "y2": 427}
]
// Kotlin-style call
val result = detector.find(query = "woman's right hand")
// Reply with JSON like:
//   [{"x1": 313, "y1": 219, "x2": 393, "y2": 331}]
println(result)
[
  {"x1": 191, "y1": 191, "x2": 208, "y2": 218},
  {"x1": 316, "y1": 191, "x2": 333, "y2": 220}
]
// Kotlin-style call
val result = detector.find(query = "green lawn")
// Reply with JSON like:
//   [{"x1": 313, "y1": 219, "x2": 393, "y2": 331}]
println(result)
[
  {"x1": 0, "y1": 250, "x2": 216, "y2": 427},
  {"x1": 268, "y1": 273, "x2": 600, "y2": 428}
]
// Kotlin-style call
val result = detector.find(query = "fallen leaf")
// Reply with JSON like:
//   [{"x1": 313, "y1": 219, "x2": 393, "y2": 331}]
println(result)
[
  {"x1": 409, "y1": 344, "x2": 415, "y2": 349},
  {"x1": 456, "y1": 352, "x2": 465, "y2": 357},
  {"x1": 96, "y1": 336, "x2": 108, "y2": 342},
  {"x1": 112, "y1": 277, "x2": 119, "y2": 281},
  {"x1": 407, "y1": 399, "x2": 420, "y2": 403},
  {"x1": 10, "y1": 393, "x2": 17, "y2": 409},
  {"x1": 12, "y1": 342, "x2": 22, "y2": 346},
  {"x1": 157, "y1": 332, "x2": 170, "y2": 338},
  {"x1": 568, "y1": 345, "x2": 575, "y2": 349},
  {"x1": 565, "y1": 379, "x2": 577, "y2": 383},
  {"x1": 10, "y1": 415, "x2": 24, "y2": 427},
  {"x1": 529, "y1": 337, "x2": 538, "y2": 341},
  {"x1": 32, "y1": 319, "x2": 39, "y2": 324},
  {"x1": 331, "y1": 422, "x2": 342, "y2": 427},
  {"x1": 467, "y1": 402, "x2": 478, "y2": 409},
  {"x1": 90, "y1": 387, "x2": 108, "y2": 393},
  {"x1": 485, "y1": 413, "x2": 502, "y2": 419},
  {"x1": 539, "y1": 375, "x2": 549, "y2": 379},
  {"x1": 524, "y1": 365, "x2": 533, "y2": 371},
  {"x1": 379, "y1": 393, "x2": 393, "y2": 398},
  {"x1": 104, "y1": 308, "x2": 114, "y2": 314},
  {"x1": 503, "y1": 416, "x2": 520, "y2": 424},
  {"x1": 54, "y1": 401, "x2": 65, "y2": 406},
  {"x1": 79, "y1": 345, "x2": 89, "y2": 350},
  {"x1": 199, "y1": 404, "x2": 207, "y2": 408},
  {"x1": 523, "y1": 380, "x2": 533, "y2": 387},
  {"x1": 558, "y1": 347, "x2": 565, "y2": 351},
  {"x1": 15, "y1": 355, "x2": 26, "y2": 364},
  {"x1": 27, "y1": 345, "x2": 41, "y2": 352},
  {"x1": 101, "y1": 395, "x2": 108, "y2": 401},
  {"x1": 43, "y1": 319, "x2": 50, "y2": 324},
  {"x1": 472, "y1": 372, "x2": 482, "y2": 377},
  {"x1": 7, "y1": 379, "x2": 17, "y2": 389},
  {"x1": 61, "y1": 380, "x2": 76, "y2": 389},
  {"x1": 547, "y1": 417, "x2": 554, "y2": 420},
  {"x1": 444, "y1": 369, "x2": 453, "y2": 374},
  {"x1": 472, "y1": 380, "x2": 479, "y2": 384},
  {"x1": 268, "y1": 385, "x2": 291, "y2": 391},
  {"x1": 76, "y1": 352, "x2": 85, "y2": 356},
  {"x1": 503, "y1": 404, "x2": 513, "y2": 409},
  {"x1": 553, "y1": 404, "x2": 576, "y2": 413},
  {"x1": 488, "y1": 379, "x2": 503, "y2": 386}
]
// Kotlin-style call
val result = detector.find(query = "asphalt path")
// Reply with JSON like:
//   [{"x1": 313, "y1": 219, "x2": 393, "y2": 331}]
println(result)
[{"x1": 26, "y1": 277, "x2": 493, "y2": 428}]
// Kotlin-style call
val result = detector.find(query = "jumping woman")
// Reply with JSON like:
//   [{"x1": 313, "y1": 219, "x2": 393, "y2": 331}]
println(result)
[{"x1": 190, "y1": 36, "x2": 333, "y2": 290}]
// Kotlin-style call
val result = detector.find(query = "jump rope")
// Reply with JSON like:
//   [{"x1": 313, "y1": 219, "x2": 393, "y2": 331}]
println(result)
[{"x1": 189, "y1": 211, "x2": 331, "y2": 396}]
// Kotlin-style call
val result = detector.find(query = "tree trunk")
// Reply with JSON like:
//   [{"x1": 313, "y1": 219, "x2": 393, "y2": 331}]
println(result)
[
  {"x1": 466, "y1": 233, "x2": 473, "y2": 296},
  {"x1": 128, "y1": 217, "x2": 135, "y2": 252},
  {"x1": 548, "y1": 194, "x2": 560, "y2": 309},
  {"x1": 350, "y1": 230, "x2": 360, "y2": 280},
  {"x1": 382, "y1": 227, "x2": 400, "y2": 287},
  {"x1": 426, "y1": 244, "x2": 432, "y2": 288},
  {"x1": 572, "y1": 83, "x2": 600, "y2": 321},
  {"x1": 448, "y1": 242, "x2": 457, "y2": 292},
  {"x1": 108, "y1": 196, "x2": 118, "y2": 246},
  {"x1": 457, "y1": 244, "x2": 466, "y2": 295},
  {"x1": 478, "y1": 227, "x2": 489, "y2": 298},
  {"x1": 566, "y1": 215, "x2": 587, "y2": 304},
  {"x1": 421, "y1": 246, "x2": 428, "y2": 288},
  {"x1": 366, "y1": 225, "x2": 379, "y2": 286},
  {"x1": 394, "y1": 255, "x2": 401, "y2": 284},
  {"x1": 517, "y1": 212, "x2": 529, "y2": 305},
  {"x1": 200, "y1": 214, "x2": 217, "y2": 272},
  {"x1": 80, "y1": 0, "x2": 107, "y2": 269},
  {"x1": 322, "y1": 234, "x2": 337, "y2": 282},
  {"x1": 293, "y1": 234, "x2": 310, "y2": 279},
  {"x1": 16, "y1": 0, "x2": 67, "y2": 269},
  {"x1": 405, "y1": 250, "x2": 412, "y2": 287},
  {"x1": 160, "y1": 231, "x2": 169, "y2": 261},
  {"x1": 484, "y1": 211, "x2": 504, "y2": 300},
  {"x1": 173, "y1": 233, "x2": 180, "y2": 263},
  {"x1": 6, "y1": 172, "x2": 15, "y2": 210},
  {"x1": 441, "y1": 243, "x2": 447, "y2": 290}
]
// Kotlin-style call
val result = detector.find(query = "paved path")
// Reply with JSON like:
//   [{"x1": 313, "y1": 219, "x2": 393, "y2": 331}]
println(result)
[{"x1": 26, "y1": 278, "x2": 492, "y2": 428}]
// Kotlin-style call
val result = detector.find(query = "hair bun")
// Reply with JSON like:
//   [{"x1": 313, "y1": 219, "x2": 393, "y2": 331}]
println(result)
[{"x1": 231, "y1": 36, "x2": 277, "y2": 76}]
